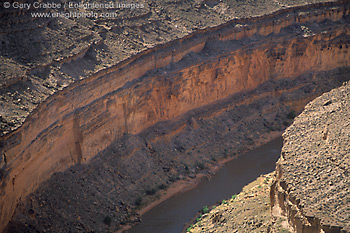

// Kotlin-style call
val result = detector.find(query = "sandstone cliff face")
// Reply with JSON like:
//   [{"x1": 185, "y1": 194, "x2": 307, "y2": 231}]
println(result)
[
  {"x1": 271, "y1": 81, "x2": 350, "y2": 233},
  {"x1": 2, "y1": 0, "x2": 319, "y2": 136},
  {"x1": 1, "y1": 1, "x2": 350, "y2": 232}
]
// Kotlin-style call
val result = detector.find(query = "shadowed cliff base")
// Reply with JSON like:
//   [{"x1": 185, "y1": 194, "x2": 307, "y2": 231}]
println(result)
[
  {"x1": 0, "y1": 0, "x2": 350, "y2": 232},
  {"x1": 5, "y1": 67, "x2": 350, "y2": 233}
]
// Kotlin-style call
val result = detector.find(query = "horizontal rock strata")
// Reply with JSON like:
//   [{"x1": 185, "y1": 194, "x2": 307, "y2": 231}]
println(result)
[
  {"x1": 2, "y1": 0, "x2": 342, "y2": 137},
  {"x1": 271, "y1": 81, "x2": 350, "y2": 232}
]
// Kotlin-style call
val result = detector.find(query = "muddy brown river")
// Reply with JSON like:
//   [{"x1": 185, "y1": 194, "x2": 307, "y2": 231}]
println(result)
[{"x1": 127, "y1": 137, "x2": 283, "y2": 233}]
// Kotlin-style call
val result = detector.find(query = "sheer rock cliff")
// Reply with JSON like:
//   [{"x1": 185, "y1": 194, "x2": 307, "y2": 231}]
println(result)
[{"x1": 0, "y1": 0, "x2": 350, "y2": 232}]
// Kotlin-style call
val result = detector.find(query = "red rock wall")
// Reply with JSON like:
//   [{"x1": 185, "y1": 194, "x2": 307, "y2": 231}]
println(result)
[{"x1": 0, "y1": 2, "x2": 349, "y2": 231}]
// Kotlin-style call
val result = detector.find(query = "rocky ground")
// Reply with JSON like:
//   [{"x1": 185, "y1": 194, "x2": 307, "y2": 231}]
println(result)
[
  {"x1": 185, "y1": 172, "x2": 295, "y2": 233},
  {"x1": 186, "y1": 172, "x2": 279, "y2": 233},
  {"x1": 0, "y1": 0, "x2": 339, "y2": 136},
  {"x1": 271, "y1": 81, "x2": 350, "y2": 232}
]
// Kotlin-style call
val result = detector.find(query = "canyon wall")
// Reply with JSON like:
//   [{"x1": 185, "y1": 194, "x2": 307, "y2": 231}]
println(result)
[
  {"x1": 1, "y1": 1, "x2": 350, "y2": 231},
  {"x1": 271, "y1": 81, "x2": 350, "y2": 232}
]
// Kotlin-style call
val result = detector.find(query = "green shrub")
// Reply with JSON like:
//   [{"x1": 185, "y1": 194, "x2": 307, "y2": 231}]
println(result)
[
  {"x1": 279, "y1": 229, "x2": 290, "y2": 233},
  {"x1": 186, "y1": 224, "x2": 194, "y2": 232},
  {"x1": 231, "y1": 194, "x2": 237, "y2": 199},
  {"x1": 202, "y1": 206, "x2": 209, "y2": 214}
]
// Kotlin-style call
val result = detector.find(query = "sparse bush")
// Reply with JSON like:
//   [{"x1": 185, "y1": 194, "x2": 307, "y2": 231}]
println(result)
[
  {"x1": 195, "y1": 161, "x2": 205, "y2": 170},
  {"x1": 247, "y1": 137, "x2": 254, "y2": 145},
  {"x1": 287, "y1": 110, "x2": 296, "y2": 119},
  {"x1": 222, "y1": 200, "x2": 227, "y2": 204},
  {"x1": 146, "y1": 188, "x2": 156, "y2": 195},
  {"x1": 134, "y1": 197, "x2": 142, "y2": 206},
  {"x1": 223, "y1": 149, "x2": 228, "y2": 158},
  {"x1": 186, "y1": 224, "x2": 194, "y2": 232},
  {"x1": 169, "y1": 175, "x2": 179, "y2": 182},
  {"x1": 158, "y1": 183, "x2": 167, "y2": 190},
  {"x1": 279, "y1": 229, "x2": 290, "y2": 233},
  {"x1": 202, "y1": 206, "x2": 209, "y2": 214},
  {"x1": 103, "y1": 215, "x2": 111, "y2": 226},
  {"x1": 231, "y1": 194, "x2": 237, "y2": 199}
]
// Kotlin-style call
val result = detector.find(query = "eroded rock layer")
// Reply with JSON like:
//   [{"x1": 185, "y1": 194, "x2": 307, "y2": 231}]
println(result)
[
  {"x1": 271, "y1": 81, "x2": 350, "y2": 232},
  {"x1": 0, "y1": 0, "x2": 350, "y2": 232},
  {"x1": 2, "y1": 0, "x2": 340, "y2": 137}
]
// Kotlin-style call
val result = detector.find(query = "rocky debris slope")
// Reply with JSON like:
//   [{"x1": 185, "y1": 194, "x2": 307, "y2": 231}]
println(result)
[
  {"x1": 187, "y1": 172, "x2": 277, "y2": 233},
  {"x1": 271, "y1": 81, "x2": 350, "y2": 232},
  {"x1": 4, "y1": 69, "x2": 350, "y2": 232}
]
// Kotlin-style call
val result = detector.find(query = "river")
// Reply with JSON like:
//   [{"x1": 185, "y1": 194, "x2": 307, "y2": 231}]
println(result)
[{"x1": 127, "y1": 137, "x2": 283, "y2": 233}]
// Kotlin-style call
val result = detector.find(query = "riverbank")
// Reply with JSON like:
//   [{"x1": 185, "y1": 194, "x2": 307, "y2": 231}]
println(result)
[
  {"x1": 186, "y1": 82, "x2": 350, "y2": 233},
  {"x1": 120, "y1": 131, "x2": 283, "y2": 233},
  {"x1": 185, "y1": 172, "x2": 292, "y2": 233}
]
